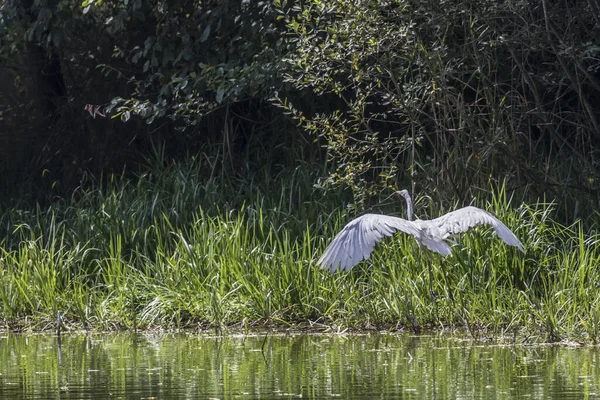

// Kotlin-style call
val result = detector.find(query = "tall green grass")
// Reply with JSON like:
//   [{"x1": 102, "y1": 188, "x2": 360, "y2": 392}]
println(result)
[{"x1": 0, "y1": 151, "x2": 599, "y2": 343}]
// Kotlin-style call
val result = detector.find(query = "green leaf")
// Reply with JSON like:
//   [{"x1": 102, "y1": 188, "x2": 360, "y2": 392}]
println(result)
[
  {"x1": 216, "y1": 86, "x2": 225, "y2": 103},
  {"x1": 290, "y1": 19, "x2": 299, "y2": 32},
  {"x1": 200, "y1": 25, "x2": 211, "y2": 43},
  {"x1": 132, "y1": 51, "x2": 141, "y2": 64}
]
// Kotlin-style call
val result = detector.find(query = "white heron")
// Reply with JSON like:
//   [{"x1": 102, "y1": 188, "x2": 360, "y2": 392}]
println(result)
[{"x1": 318, "y1": 190, "x2": 524, "y2": 294}]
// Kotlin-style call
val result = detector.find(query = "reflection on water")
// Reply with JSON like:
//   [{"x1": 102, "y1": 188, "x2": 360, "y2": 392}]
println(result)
[{"x1": 0, "y1": 332, "x2": 598, "y2": 399}]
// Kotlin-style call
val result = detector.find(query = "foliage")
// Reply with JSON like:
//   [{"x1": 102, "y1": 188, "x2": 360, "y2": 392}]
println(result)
[
  {"x1": 1, "y1": 0, "x2": 599, "y2": 221},
  {"x1": 0, "y1": 0, "x2": 294, "y2": 201},
  {"x1": 1, "y1": 149, "x2": 599, "y2": 343},
  {"x1": 78, "y1": 0, "x2": 290, "y2": 124},
  {"x1": 275, "y1": 0, "x2": 600, "y2": 215},
  {"x1": 0, "y1": 0, "x2": 145, "y2": 196}
]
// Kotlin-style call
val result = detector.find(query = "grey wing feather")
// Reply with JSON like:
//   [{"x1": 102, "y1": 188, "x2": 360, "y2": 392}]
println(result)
[
  {"x1": 430, "y1": 206, "x2": 524, "y2": 252},
  {"x1": 420, "y1": 237, "x2": 453, "y2": 256},
  {"x1": 318, "y1": 214, "x2": 419, "y2": 272}
]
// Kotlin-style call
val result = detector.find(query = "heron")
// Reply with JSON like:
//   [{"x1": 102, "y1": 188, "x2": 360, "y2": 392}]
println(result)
[{"x1": 318, "y1": 189, "x2": 524, "y2": 296}]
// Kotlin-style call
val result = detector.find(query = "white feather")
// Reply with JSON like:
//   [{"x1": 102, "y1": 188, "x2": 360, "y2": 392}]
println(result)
[
  {"x1": 318, "y1": 196, "x2": 524, "y2": 272},
  {"x1": 318, "y1": 214, "x2": 419, "y2": 272},
  {"x1": 430, "y1": 206, "x2": 525, "y2": 252}
]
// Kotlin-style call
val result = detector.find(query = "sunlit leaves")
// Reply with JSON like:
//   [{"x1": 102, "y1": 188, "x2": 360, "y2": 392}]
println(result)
[
  {"x1": 1, "y1": 155, "x2": 599, "y2": 341},
  {"x1": 276, "y1": 0, "x2": 600, "y2": 214}
]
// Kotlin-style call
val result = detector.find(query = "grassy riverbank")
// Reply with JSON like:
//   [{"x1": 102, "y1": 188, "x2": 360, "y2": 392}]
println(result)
[{"x1": 1, "y1": 152, "x2": 599, "y2": 343}]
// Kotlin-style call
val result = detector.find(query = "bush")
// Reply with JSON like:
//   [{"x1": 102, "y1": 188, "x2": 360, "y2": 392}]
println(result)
[{"x1": 276, "y1": 0, "x2": 600, "y2": 218}]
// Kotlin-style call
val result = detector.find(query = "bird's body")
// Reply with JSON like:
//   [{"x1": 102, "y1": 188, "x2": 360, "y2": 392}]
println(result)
[{"x1": 318, "y1": 190, "x2": 524, "y2": 273}]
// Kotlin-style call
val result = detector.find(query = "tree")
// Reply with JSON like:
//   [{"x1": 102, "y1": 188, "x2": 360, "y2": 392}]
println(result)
[{"x1": 276, "y1": 0, "x2": 600, "y2": 209}]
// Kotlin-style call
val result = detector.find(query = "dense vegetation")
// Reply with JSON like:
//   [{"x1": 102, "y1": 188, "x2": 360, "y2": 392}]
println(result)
[
  {"x1": 1, "y1": 0, "x2": 599, "y2": 213},
  {"x1": 1, "y1": 147, "x2": 599, "y2": 343},
  {"x1": 1, "y1": 0, "x2": 599, "y2": 340}
]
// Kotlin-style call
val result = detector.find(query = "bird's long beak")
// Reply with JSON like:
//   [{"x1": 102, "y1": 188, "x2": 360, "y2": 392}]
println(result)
[{"x1": 395, "y1": 190, "x2": 410, "y2": 200}]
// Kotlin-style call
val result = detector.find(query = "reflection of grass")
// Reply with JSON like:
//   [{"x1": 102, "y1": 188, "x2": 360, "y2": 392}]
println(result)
[
  {"x1": 0, "y1": 152, "x2": 598, "y2": 343},
  {"x1": 4, "y1": 334, "x2": 599, "y2": 398}
]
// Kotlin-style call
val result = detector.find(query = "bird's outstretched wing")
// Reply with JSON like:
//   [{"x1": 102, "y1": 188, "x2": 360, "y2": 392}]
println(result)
[
  {"x1": 318, "y1": 214, "x2": 419, "y2": 272},
  {"x1": 429, "y1": 206, "x2": 524, "y2": 252}
]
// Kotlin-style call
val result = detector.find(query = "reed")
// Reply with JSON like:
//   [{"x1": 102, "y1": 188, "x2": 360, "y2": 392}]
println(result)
[{"x1": 0, "y1": 150, "x2": 598, "y2": 343}]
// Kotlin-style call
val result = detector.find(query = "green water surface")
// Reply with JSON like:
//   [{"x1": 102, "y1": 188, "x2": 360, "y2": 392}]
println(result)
[{"x1": 0, "y1": 333, "x2": 597, "y2": 399}]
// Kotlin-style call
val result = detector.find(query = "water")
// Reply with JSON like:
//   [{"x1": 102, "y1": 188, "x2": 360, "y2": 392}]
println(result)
[{"x1": 0, "y1": 333, "x2": 598, "y2": 399}]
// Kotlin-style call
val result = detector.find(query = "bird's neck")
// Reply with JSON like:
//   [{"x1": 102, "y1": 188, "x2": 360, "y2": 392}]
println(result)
[{"x1": 405, "y1": 196, "x2": 413, "y2": 221}]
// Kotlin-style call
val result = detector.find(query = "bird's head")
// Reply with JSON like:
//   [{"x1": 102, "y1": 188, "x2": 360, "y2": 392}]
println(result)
[{"x1": 395, "y1": 189, "x2": 410, "y2": 200}]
